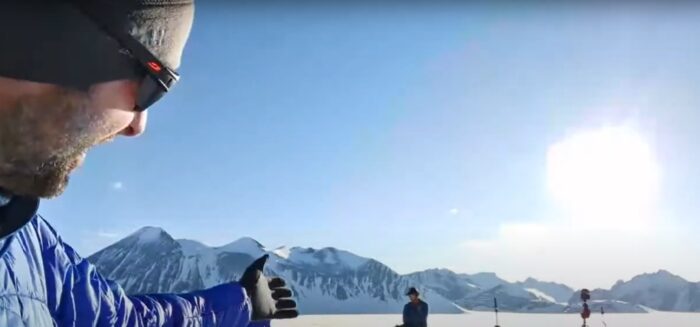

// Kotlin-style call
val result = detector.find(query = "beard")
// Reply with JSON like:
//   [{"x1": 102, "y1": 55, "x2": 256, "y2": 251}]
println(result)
[{"x1": 0, "y1": 87, "x2": 114, "y2": 198}]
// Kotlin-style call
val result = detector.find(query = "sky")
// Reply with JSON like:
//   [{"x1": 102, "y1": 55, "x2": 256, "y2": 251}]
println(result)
[{"x1": 41, "y1": 2, "x2": 700, "y2": 290}]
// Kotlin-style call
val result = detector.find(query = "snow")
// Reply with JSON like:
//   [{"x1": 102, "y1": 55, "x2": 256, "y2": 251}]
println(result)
[
  {"x1": 95, "y1": 227, "x2": 700, "y2": 316},
  {"x1": 518, "y1": 278, "x2": 574, "y2": 303},
  {"x1": 275, "y1": 312, "x2": 700, "y2": 327},
  {"x1": 218, "y1": 237, "x2": 266, "y2": 257},
  {"x1": 273, "y1": 246, "x2": 290, "y2": 259},
  {"x1": 467, "y1": 272, "x2": 506, "y2": 289},
  {"x1": 177, "y1": 239, "x2": 208, "y2": 256},
  {"x1": 287, "y1": 275, "x2": 462, "y2": 314},
  {"x1": 638, "y1": 305, "x2": 656, "y2": 313},
  {"x1": 609, "y1": 270, "x2": 694, "y2": 311},
  {"x1": 614, "y1": 270, "x2": 688, "y2": 294},
  {"x1": 287, "y1": 247, "x2": 370, "y2": 270},
  {"x1": 332, "y1": 249, "x2": 370, "y2": 269},
  {"x1": 131, "y1": 226, "x2": 165, "y2": 244},
  {"x1": 524, "y1": 288, "x2": 560, "y2": 304}
]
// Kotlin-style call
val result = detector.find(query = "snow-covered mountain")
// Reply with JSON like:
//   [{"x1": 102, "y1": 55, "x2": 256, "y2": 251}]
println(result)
[
  {"x1": 458, "y1": 281, "x2": 567, "y2": 313},
  {"x1": 403, "y1": 270, "x2": 568, "y2": 313},
  {"x1": 563, "y1": 270, "x2": 700, "y2": 313},
  {"x1": 89, "y1": 227, "x2": 461, "y2": 314},
  {"x1": 404, "y1": 268, "x2": 479, "y2": 301},
  {"x1": 516, "y1": 277, "x2": 575, "y2": 304},
  {"x1": 88, "y1": 227, "x2": 700, "y2": 314},
  {"x1": 610, "y1": 270, "x2": 700, "y2": 311}
]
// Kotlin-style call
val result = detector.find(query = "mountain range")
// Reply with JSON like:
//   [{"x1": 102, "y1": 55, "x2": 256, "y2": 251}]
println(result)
[{"x1": 88, "y1": 226, "x2": 700, "y2": 314}]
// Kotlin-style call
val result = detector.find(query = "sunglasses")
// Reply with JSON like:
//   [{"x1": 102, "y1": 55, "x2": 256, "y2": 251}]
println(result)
[
  {"x1": 72, "y1": 2, "x2": 180, "y2": 111},
  {"x1": 110, "y1": 27, "x2": 180, "y2": 111}
]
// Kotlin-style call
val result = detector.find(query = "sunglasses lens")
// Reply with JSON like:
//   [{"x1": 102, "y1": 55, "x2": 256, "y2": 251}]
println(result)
[{"x1": 135, "y1": 75, "x2": 166, "y2": 111}]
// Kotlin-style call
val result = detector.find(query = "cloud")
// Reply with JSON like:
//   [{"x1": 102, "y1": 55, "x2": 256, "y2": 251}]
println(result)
[
  {"x1": 111, "y1": 182, "x2": 124, "y2": 190},
  {"x1": 449, "y1": 208, "x2": 460, "y2": 216}
]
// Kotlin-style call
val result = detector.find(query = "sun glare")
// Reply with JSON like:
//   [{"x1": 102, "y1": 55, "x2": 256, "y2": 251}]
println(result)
[{"x1": 546, "y1": 126, "x2": 660, "y2": 226}]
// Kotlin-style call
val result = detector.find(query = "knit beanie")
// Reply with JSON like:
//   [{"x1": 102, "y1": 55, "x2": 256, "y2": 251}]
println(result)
[{"x1": 0, "y1": 0, "x2": 194, "y2": 89}]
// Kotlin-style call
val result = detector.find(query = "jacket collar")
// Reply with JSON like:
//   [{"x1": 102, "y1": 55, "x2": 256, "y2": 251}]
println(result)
[{"x1": 0, "y1": 192, "x2": 10, "y2": 207}]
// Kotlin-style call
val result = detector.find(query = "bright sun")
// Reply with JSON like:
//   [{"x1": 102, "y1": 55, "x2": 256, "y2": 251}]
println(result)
[{"x1": 546, "y1": 126, "x2": 660, "y2": 226}]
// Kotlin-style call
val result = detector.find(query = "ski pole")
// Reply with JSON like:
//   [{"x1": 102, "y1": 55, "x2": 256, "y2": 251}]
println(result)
[
  {"x1": 494, "y1": 297, "x2": 500, "y2": 327},
  {"x1": 600, "y1": 306, "x2": 607, "y2": 327}
]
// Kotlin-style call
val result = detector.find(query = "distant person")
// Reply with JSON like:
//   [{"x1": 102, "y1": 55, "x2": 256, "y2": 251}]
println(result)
[
  {"x1": 0, "y1": 0, "x2": 297, "y2": 326},
  {"x1": 396, "y1": 287, "x2": 429, "y2": 327}
]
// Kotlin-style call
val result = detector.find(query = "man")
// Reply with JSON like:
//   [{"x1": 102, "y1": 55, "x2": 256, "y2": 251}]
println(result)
[
  {"x1": 0, "y1": 0, "x2": 297, "y2": 326},
  {"x1": 400, "y1": 287, "x2": 429, "y2": 327}
]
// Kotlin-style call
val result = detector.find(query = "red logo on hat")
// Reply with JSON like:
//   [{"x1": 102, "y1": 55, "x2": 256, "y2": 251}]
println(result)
[{"x1": 147, "y1": 61, "x2": 162, "y2": 73}]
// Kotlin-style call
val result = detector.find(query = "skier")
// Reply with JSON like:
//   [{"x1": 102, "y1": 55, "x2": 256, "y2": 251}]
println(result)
[
  {"x1": 0, "y1": 0, "x2": 297, "y2": 326},
  {"x1": 396, "y1": 287, "x2": 429, "y2": 327}
]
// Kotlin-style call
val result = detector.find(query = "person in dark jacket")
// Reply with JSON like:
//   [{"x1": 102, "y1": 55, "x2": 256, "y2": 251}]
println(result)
[
  {"x1": 400, "y1": 287, "x2": 429, "y2": 327},
  {"x1": 0, "y1": 0, "x2": 298, "y2": 326}
]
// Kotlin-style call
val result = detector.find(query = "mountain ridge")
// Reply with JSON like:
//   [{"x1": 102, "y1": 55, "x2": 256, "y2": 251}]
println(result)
[{"x1": 88, "y1": 226, "x2": 700, "y2": 314}]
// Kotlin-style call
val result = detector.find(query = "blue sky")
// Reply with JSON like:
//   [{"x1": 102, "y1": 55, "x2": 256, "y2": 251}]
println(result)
[{"x1": 42, "y1": 3, "x2": 700, "y2": 289}]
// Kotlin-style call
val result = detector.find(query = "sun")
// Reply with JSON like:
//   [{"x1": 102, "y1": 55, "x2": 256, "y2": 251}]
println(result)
[{"x1": 546, "y1": 126, "x2": 660, "y2": 226}]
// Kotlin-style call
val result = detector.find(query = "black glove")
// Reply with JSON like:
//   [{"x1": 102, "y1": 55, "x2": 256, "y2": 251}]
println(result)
[{"x1": 239, "y1": 254, "x2": 299, "y2": 321}]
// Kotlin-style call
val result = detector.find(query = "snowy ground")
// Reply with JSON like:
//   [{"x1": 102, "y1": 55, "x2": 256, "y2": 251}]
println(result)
[{"x1": 275, "y1": 312, "x2": 700, "y2": 327}]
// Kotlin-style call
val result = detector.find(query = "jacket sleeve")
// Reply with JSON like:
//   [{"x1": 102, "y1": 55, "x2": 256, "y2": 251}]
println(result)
[
  {"x1": 421, "y1": 302, "x2": 429, "y2": 324},
  {"x1": 402, "y1": 303, "x2": 408, "y2": 324},
  {"x1": 36, "y1": 216, "x2": 269, "y2": 327}
]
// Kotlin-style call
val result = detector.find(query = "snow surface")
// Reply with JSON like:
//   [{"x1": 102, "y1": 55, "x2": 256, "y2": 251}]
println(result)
[{"x1": 275, "y1": 312, "x2": 700, "y2": 327}]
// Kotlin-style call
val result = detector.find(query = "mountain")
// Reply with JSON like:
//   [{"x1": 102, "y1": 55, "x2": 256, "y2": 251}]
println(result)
[
  {"x1": 562, "y1": 270, "x2": 700, "y2": 313},
  {"x1": 89, "y1": 228, "x2": 461, "y2": 314},
  {"x1": 403, "y1": 270, "x2": 569, "y2": 313},
  {"x1": 608, "y1": 270, "x2": 700, "y2": 311},
  {"x1": 516, "y1": 277, "x2": 575, "y2": 304},
  {"x1": 404, "y1": 268, "x2": 479, "y2": 301},
  {"x1": 460, "y1": 282, "x2": 566, "y2": 313},
  {"x1": 89, "y1": 227, "x2": 206, "y2": 294},
  {"x1": 468, "y1": 272, "x2": 508, "y2": 289},
  {"x1": 89, "y1": 227, "x2": 700, "y2": 314},
  {"x1": 610, "y1": 270, "x2": 700, "y2": 311}
]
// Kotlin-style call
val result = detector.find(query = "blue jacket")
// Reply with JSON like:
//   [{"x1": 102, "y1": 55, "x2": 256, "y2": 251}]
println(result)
[
  {"x1": 402, "y1": 300, "x2": 428, "y2": 327},
  {"x1": 0, "y1": 211, "x2": 269, "y2": 326}
]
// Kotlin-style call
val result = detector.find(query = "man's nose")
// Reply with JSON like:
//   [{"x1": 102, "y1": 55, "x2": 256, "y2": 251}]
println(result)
[{"x1": 119, "y1": 110, "x2": 148, "y2": 137}]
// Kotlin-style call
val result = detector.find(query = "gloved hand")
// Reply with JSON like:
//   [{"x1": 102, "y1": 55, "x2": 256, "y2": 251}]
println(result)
[{"x1": 239, "y1": 254, "x2": 298, "y2": 321}]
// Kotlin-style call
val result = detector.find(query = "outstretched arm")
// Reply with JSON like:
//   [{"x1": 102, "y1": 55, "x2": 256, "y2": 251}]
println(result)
[
  {"x1": 35, "y1": 216, "x2": 264, "y2": 327},
  {"x1": 126, "y1": 282, "x2": 259, "y2": 326}
]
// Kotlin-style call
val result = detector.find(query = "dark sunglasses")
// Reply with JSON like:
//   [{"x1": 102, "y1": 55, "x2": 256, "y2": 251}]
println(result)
[
  {"x1": 109, "y1": 27, "x2": 180, "y2": 111},
  {"x1": 72, "y1": 2, "x2": 180, "y2": 111}
]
